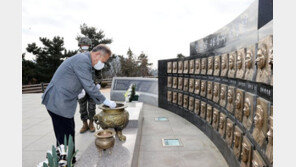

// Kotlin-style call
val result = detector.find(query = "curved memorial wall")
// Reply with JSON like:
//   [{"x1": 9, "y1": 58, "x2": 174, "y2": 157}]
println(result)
[{"x1": 158, "y1": 0, "x2": 273, "y2": 166}]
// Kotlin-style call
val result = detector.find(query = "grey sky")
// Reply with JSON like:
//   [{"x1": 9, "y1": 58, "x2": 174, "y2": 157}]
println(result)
[{"x1": 22, "y1": 0, "x2": 254, "y2": 69}]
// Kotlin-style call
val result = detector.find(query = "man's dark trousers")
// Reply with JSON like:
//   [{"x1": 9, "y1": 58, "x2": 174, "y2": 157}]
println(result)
[{"x1": 47, "y1": 110, "x2": 75, "y2": 149}]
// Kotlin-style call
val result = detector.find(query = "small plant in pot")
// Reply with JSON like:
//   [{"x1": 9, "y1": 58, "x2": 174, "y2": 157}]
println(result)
[{"x1": 37, "y1": 135, "x2": 78, "y2": 167}]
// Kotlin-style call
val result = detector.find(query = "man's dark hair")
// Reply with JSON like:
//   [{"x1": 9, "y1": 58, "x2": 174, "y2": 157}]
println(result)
[{"x1": 91, "y1": 44, "x2": 111, "y2": 56}]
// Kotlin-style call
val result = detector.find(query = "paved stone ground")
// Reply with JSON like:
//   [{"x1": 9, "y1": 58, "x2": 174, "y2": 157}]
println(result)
[
  {"x1": 23, "y1": 89, "x2": 228, "y2": 167},
  {"x1": 138, "y1": 104, "x2": 228, "y2": 167}
]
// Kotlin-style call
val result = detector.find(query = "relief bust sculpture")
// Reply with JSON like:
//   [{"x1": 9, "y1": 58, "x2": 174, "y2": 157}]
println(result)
[
  {"x1": 167, "y1": 62, "x2": 172, "y2": 73},
  {"x1": 189, "y1": 59, "x2": 194, "y2": 74},
  {"x1": 236, "y1": 48, "x2": 245, "y2": 79},
  {"x1": 252, "y1": 98, "x2": 268, "y2": 147},
  {"x1": 178, "y1": 60, "x2": 183, "y2": 74},
  {"x1": 228, "y1": 52, "x2": 236, "y2": 78},
  {"x1": 212, "y1": 109, "x2": 219, "y2": 130},
  {"x1": 207, "y1": 81, "x2": 213, "y2": 100},
  {"x1": 173, "y1": 77, "x2": 177, "y2": 89},
  {"x1": 201, "y1": 58, "x2": 207, "y2": 75},
  {"x1": 226, "y1": 87, "x2": 235, "y2": 113},
  {"x1": 266, "y1": 116, "x2": 273, "y2": 164},
  {"x1": 233, "y1": 126, "x2": 242, "y2": 159},
  {"x1": 194, "y1": 99, "x2": 200, "y2": 115},
  {"x1": 213, "y1": 55, "x2": 220, "y2": 76},
  {"x1": 173, "y1": 92, "x2": 177, "y2": 104},
  {"x1": 173, "y1": 61, "x2": 178, "y2": 73},
  {"x1": 167, "y1": 76, "x2": 172, "y2": 88},
  {"x1": 219, "y1": 85, "x2": 227, "y2": 107},
  {"x1": 200, "y1": 80, "x2": 206, "y2": 97},
  {"x1": 189, "y1": 96, "x2": 194, "y2": 111},
  {"x1": 178, "y1": 77, "x2": 183, "y2": 90},
  {"x1": 240, "y1": 137, "x2": 252, "y2": 167},
  {"x1": 178, "y1": 93, "x2": 183, "y2": 106},
  {"x1": 207, "y1": 56, "x2": 213, "y2": 75},
  {"x1": 201, "y1": 102, "x2": 206, "y2": 119},
  {"x1": 167, "y1": 91, "x2": 172, "y2": 102},
  {"x1": 256, "y1": 35, "x2": 272, "y2": 85},
  {"x1": 194, "y1": 79, "x2": 200, "y2": 94},
  {"x1": 189, "y1": 78, "x2": 194, "y2": 93},
  {"x1": 244, "y1": 46, "x2": 255, "y2": 81},
  {"x1": 183, "y1": 95, "x2": 188, "y2": 108},
  {"x1": 234, "y1": 90, "x2": 243, "y2": 122},
  {"x1": 183, "y1": 78, "x2": 189, "y2": 91},
  {"x1": 242, "y1": 93, "x2": 254, "y2": 130},
  {"x1": 252, "y1": 150, "x2": 266, "y2": 167},
  {"x1": 219, "y1": 113, "x2": 226, "y2": 137},
  {"x1": 183, "y1": 60, "x2": 189, "y2": 74},
  {"x1": 206, "y1": 105, "x2": 212, "y2": 124},
  {"x1": 226, "y1": 119, "x2": 234, "y2": 147},
  {"x1": 213, "y1": 83, "x2": 220, "y2": 103},
  {"x1": 195, "y1": 59, "x2": 201, "y2": 74},
  {"x1": 221, "y1": 54, "x2": 228, "y2": 77}
]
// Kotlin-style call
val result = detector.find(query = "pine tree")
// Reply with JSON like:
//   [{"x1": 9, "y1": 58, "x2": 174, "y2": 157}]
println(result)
[{"x1": 25, "y1": 36, "x2": 77, "y2": 83}]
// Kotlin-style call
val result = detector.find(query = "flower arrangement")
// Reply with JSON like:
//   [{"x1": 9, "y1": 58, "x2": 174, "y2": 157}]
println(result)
[{"x1": 124, "y1": 84, "x2": 138, "y2": 102}]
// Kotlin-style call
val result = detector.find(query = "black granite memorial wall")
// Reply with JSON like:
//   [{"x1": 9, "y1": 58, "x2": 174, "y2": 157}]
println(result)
[{"x1": 158, "y1": 0, "x2": 273, "y2": 166}]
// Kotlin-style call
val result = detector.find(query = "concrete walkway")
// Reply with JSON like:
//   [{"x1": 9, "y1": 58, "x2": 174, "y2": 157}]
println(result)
[
  {"x1": 138, "y1": 104, "x2": 228, "y2": 167},
  {"x1": 22, "y1": 92, "x2": 227, "y2": 167}
]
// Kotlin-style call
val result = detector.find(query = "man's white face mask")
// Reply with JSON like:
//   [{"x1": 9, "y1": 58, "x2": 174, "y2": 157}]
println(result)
[
  {"x1": 81, "y1": 46, "x2": 89, "y2": 51},
  {"x1": 94, "y1": 60, "x2": 105, "y2": 70}
]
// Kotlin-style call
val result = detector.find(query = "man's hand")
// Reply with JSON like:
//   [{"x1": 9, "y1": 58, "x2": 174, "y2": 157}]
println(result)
[
  {"x1": 103, "y1": 99, "x2": 116, "y2": 109},
  {"x1": 96, "y1": 84, "x2": 101, "y2": 90},
  {"x1": 78, "y1": 89, "x2": 86, "y2": 99}
]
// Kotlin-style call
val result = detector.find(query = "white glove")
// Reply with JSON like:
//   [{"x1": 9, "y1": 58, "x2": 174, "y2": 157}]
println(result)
[
  {"x1": 96, "y1": 84, "x2": 101, "y2": 90},
  {"x1": 103, "y1": 99, "x2": 116, "y2": 109},
  {"x1": 78, "y1": 89, "x2": 86, "y2": 99}
]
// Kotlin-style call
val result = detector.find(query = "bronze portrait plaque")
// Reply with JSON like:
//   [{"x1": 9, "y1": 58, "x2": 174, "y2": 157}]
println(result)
[
  {"x1": 167, "y1": 62, "x2": 172, "y2": 73},
  {"x1": 252, "y1": 97, "x2": 269, "y2": 147},
  {"x1": 183, "y1": 60, "x2": 189, "y2": 74},
  {"x1": 221, "y1": 53, "x2": 229, "y2": 77},
  {"x1": 189, "y1": 78, "x2": 194, "y2": 93},
  {"x1": 219, "y1": 112, "x2": 226, "y2": 137},
  {"x1": 207, "y1": 56, "x2": 214, "y2": 75},
  {"x1": 244, "y1": 45, "x2": 256, "y2": 81},
  {"x1": 173, "y1": 61, "x2": 178, "y2": 73},
  {"x1": 201, "y1": 58, "x2": 207, "y2": 75},
  {"x1": 242, "y1": 92, "x2": 255, "y2": 130},
  {"x1": 219, "y1": 84, "x2": 227, "y2": 107},
  {"x1": 173, "y1": 92, "x2": 177, "y2": 104},
  {"x1": 200, "y1": 101, "x2": 206, "y2": 119},
  {"x1": 183, "y1": 78, "x2": 189, "y2": 91},
  {"x1": 189, "y1": 59, "x2": 195, "y2": 74},
  {"x1": 167, "y1": 91, "x2": 172, "y2": 102},
  {"x1": 256, "y1": 35, "x2": 273, "y2": 85},
  {"x1": 178, "y1": 77, "x2": 183, "y2": 90},
  {"x1": 178, "y1": 93, "x2": 183, "y2": 106},
  {"x1": 195, "y1": 58, "x2": 201, "y2": 74},
  {"x1": 207, "y1": 81, "x2": 213, "y2": 100},
  {"x1": 241, "y1": 137, "x2": 252, "y2": 167},
  {"x1": 234, "y1": 89, "x2": 244, "y2": 122},
  {"x1": 178, "y1": 60, "x2": 183, "y2": 74},
  {"x1": 226, "y1": 86, "x2": 235, "y2": 114},
  {"x1": 206, "y1": 104, "x2": 212, "y2": 124},
  {"x1": 189, "y1": 96, "x2": 194, "y2": 111},
  {"x1": 213, "y1": 55, "x2": 221, "y2": 76},
  {"x1": 233, "y1": 126, "x2": 243, "y2": 159},
  {"x1": 200, "y1": 80, "x2": 207, "y2": 97},
  {"x1": 213, "y1": 82, "x2": 220, "y2": 103},
  {"x1": 167, "y1": 76, "x2": 172, "y2": 88},
  {"x1": 194, "y1": 99, "x2": 200, "y2": 115},
  {"x1": 228, "y1": 51, "x2": 237, "y2": 78},
  {"x1": 173, "y1": 77, "x2": 177, "y2": 89},
  {"x1": 266, "y1": 115, "x2": 273, "y2": 164},
  {"x1": 194, "y1": 79, "x2": 200, "y2": 94},
  {"x1": 226, "y1": 118, "x2": 234, "y2": 148},
  {"x1": 269, "y1": 42, "x2": 273, "y2": 86},
  {"x1": 252, "y1": 150, "x2": 266, "y2": 167},
  {"x1": 183, "y1": 95, "x2": 188, "y2": 109},
  {"x1": 236, "y1": 48, "x2": 246, "y2": 79},
  {"x1": 212, "y1": 108, "x2": 219, "y2": 130}
]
